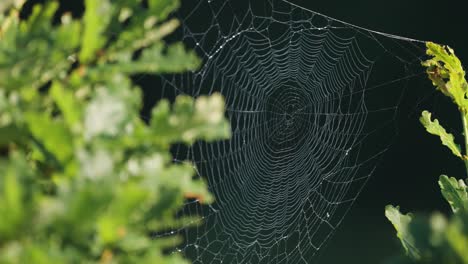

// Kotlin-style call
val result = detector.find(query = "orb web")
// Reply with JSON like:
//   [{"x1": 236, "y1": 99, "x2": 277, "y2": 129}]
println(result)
[{"x1": 155, "y1": 0, "x2": 427, "y2": 263}]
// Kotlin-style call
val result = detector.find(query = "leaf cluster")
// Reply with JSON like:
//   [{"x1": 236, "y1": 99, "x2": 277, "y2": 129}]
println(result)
[
  {"x1": 386, "y1": 176, "x2": 468, "y2": 264},
  {"x1": 386, "y1": 42, "x2": 468, "y2": 264},
  {"x1": 0, "y1": 0, "x2": 230, "y2": 263}
]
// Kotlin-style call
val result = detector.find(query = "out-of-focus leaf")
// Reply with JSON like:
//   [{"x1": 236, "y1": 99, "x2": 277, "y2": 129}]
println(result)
[
  {"x1": 386, "y1": 206, "x2": 461, "y2": 263},
  {"x1": 53, "y1": 178, "x2": 114, "y2": 246},
  {"x1": 80, "y1": 0, "x2": 112, "y2": 63},
  {"x1": 446, "y1": 213, "x2": 468, "y2": 263},
  {"x1": 77, "y1": 149, "x2": 114, "y2": 180},
  {"x1": 50, "y1": 81, "x2": 82, "y2": 132},
  {"x1": 386, "y1": 205, "x2": 421, "y2": 260},
  {"x1": 94, "y1": 42, "x2": 200, "y2": 75},
  {"x1": 0, "y1": 152, "x2": 34, "y2": 241},
  {"x1": 0, "y1": 2, "x2": 79, "y2": 91},
  {"x1": 420, "y1": 111, "x2": 462, "y2": 158},
  {"x1": 0, "y1": 0, "x2": 231, "y2": 263},
  {"x1": 439, "y1": 175, "x2": 468, "y2": 214},
  {"x1": 117, "y1": 231, "x2": 151, "y2": 253},
  {"x1": 97, "y1": 182, "x2": 148, "y2": 245},
  {"x1": 0, "y1": 89, "x2": 28, "y2": 146},
  {"x1": 109, "y1": 19, "x2": 180, "y2": 56},
  {"x1": 148, "y1": 0, "x2": 180, "y2": 21},
  {"x1": 162, "y1": 162, "x2": 214, "y2": 204},
  {"x1": 84, "y1": 84, "x2": 137, "y2": 140},
  {"x1": 151, "y1": 93, "x2": 231, "y2": 145},
  {"x1": 25, "y1": 112, "x2": 73, "y2": 164},
  {"x1": 0, "y1": 124, "x2": 27, "y2": 147},
  {"x1": 0, "y1": 0, "x2": 24, "y2": 14},
  {"x1": 138, "y1": 42, "x2": 200, "y2": 73}
]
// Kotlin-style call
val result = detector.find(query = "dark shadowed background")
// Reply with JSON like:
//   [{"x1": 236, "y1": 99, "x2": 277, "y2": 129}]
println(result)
[{"x1": 25, "y1": 0, "x2": 467, "y2": 263}]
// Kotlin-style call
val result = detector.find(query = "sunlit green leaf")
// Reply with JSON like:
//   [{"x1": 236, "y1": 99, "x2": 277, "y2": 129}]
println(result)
[
  {"x1": 80, "y1": 0, "x2": 112, "y2": 63},
  {"x1": 420, "y1": 110, "x2": 462, "y2": 158},
  {"x1": 423, "y1": 42, "x2": 468, "y2": 110},
  {"x1": 388, "y1": 43, "x2": 468, "y2": 264},
  {"x1": 50, "y1": 81, "x2": 82, "y2": 132},
  {"x1": 25, "y1": 112, "x2": 73, "y2": 164},
  {"x1": 0, "y1": 152, "x2": 34, "y2": 241}
]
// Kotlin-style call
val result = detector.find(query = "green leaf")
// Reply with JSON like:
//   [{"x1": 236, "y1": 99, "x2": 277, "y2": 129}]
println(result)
[
  {"x1": 97, "y1": 182, "x2": 148, "y2": 245},
  {"x1": 148, "y1": 0, "x2": 180, "y2": 21},
  {"x1": 0, "y1": 152, "x2": 34, "y2": 241},
  {"x1": 0, "y1": 124, "x2": 27, "y2": 147},
  {"x1": 0, "y1": 2, "x2": 78, "y2": 91},
  {"x1": 439, "y1": 175, "x2": 468, "y2": 214},
  {"x1": 420, "y1": 110, "x2": 462, "y2": 158},
  {"x1": 162, "y1": 163, "x2": 214, "y2": 204},
  {"x1": 25, "y1": 112, "x2": 73, "y2": 164},
  {"x1": 109, "y1": 18, "x2": 180, "y2": 56},
  {"x1": 0, "y1": 0, "x2": 230, "y2": 262},
  {"x1": 80, "y1": 0, "x2": 112, "y2": 63},
  {"x1": 0, "y1": 89, "x2": 28, "y2": 146},
  {"x1": 50, "y1": 81, "x2": 82, "y2": 132},
  {"x1": 385, "y1": 205, "x2": 421, "y2": 260},
  {"x1": 107, "y1": 0, "x2": 181, "y2": 57},
  {"x1": 423, "y1": 42, "x2": 468, "y2": 110},
  {"x1": 94, "y1": 42, "x2": 200, "y2": 75},
  {"x1": 26, "y1": 1, "x2": 58, "y2": 33},
  {"x1": 446, "y1": 213, "x2": 468, "y2": 263},
  {"x1": 151, "y1": 93, "x2": 231, "y2": 145},
  {"x1": 140, "y1": 42, "x2": 200, "y2": 73}
]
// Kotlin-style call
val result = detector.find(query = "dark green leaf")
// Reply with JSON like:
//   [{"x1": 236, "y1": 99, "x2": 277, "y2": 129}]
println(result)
[{"x1": 386, "y1": 205, "x2": 421, "y2": 260}]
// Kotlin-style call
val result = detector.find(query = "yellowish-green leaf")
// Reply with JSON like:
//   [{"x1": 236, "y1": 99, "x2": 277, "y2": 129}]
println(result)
[
  {"x1": 50, "y1": 81, "x2": 82, "y2": 132},
  {"x1": 25, "y1": 112, "x2": 73, "y2": 164},
  {"x1": 423, "y1": 42, "x2": 468, "y2": 110},
  {"x1": 80, "y1": 0, "x2": 111, "y2": 63},
  {"x1": 420, "y1": 110, "x2": 462, "y2": 158},
  {"x1": 0, "y1": 152, "x2": 33, "y2": 240}
]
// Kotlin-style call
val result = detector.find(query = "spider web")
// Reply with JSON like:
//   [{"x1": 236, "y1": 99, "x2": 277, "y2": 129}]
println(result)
[{"x1": 155, "y1": 0, "x2": 427, "y2": 263}]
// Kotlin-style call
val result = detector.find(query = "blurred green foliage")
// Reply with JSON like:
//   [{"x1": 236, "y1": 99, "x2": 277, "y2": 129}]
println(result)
[
  {"x1": 0, "y1": 0, "x2": 230, "y2": 263},
  {"x1": 386, "y1": 42, "x2": 468, "y2": 264}
]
